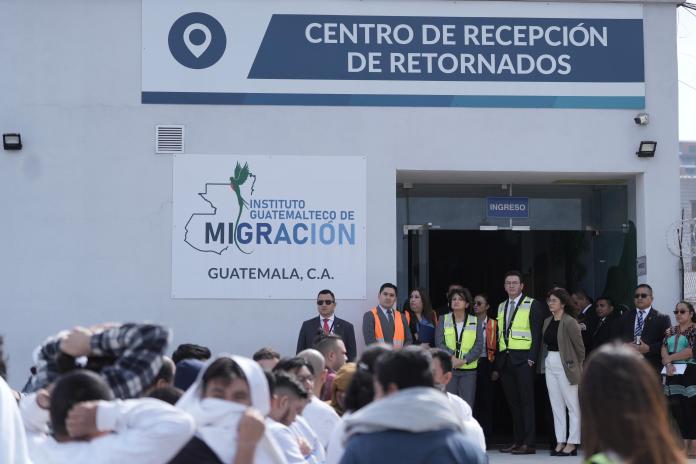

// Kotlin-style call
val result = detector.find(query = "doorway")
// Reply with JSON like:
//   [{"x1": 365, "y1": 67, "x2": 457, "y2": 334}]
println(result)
[{"x1": 397, "y1": 181, "x2": 637, "y2": 446}]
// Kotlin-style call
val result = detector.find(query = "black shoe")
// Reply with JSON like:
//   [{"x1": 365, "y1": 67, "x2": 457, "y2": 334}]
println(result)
[{"x1": 557, "y1": 448, "x2": 577, "y2": 457}]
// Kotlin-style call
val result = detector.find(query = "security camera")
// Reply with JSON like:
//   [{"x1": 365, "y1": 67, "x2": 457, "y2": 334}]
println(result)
[{"x1": 634, "y1": 113, "x2": 649, "y2": 125}]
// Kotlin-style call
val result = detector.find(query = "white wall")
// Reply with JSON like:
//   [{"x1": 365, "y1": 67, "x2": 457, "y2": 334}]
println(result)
[{"x1": 0, "y1": 0, "x2": 681, "y2": 387}]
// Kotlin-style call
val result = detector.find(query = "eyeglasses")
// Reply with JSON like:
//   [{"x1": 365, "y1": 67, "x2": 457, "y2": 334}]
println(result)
[
  {"x1": 674, "y1": 310, "x2": 689, "y2": 315},
  {"x1": 473, "y1": 301, "x2": 486, "y2": 306},
  {"x1": 634, "y1": 293, "x2": 650, "y2": 299},
  {"x1": 317, "y1": 300, "x2": 334, "y2": 305}
]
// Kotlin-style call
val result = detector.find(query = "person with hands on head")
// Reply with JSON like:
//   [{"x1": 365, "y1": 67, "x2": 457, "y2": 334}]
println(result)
[
  {"x1": 20, "y1": 369, "x2": 195, "y2": 464},
  {"x1": 29, "y1": 322, "x2": 170, "y2": 399},
  {"x1": 662, "y1": 301, "x2": 696, "y2": 457}
]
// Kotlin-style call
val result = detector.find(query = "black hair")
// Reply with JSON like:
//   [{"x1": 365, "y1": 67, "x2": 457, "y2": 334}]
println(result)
[
  {"x1": 314, "y1": 334, "x2": 344, "y2": 356},
  {"x1": 147, "y1": 386, "x2": 183, "y2": 405},
  {"x1": 375, "y1": 347, "x2": 434, "y2": 391},
  {"x1": 273, "y1": 371, "x2": 308, "y2": 400},
  {"x1": 50, "y1": 370, "x2": 114, "y2": 437},
  {"x1": 572, "y1": 288, "x2": 593, "y2": 304},
  {"x1": 379, "y1": 283, "x2": 397, "y2": 295},
  {"x1": 154, "y1": 357, "x2": 175, "y2": 384},
  {"x1": 172, "y1": 344, "x2": 211, "y2": 365},
  {"x1": 264, "y1": 370, "x2": 276, "y2": 398},
  {"x1": 202, "y1": 357, "x2": 246, "y2": 390},
  {"x1": 344, "y1": 345, "x2": 391, "y2": 412},
  {"x1": 504, "y1": 270, "x2": 524, "y2": 284},
  {"x1": 448, "y1": 287, "x2": 475, "y2": 316},
  {"x1": 676, "y1": 301, "x2": 696, "y2": 323},
  {"x1": 430, "y1": 348, "x2": 453, "y2": 373},
  {"x1": 474, "y1": 293, "x2": 496, "y2": 319},
  {"x1": 635, "y1": 283, "x2": 653, "y2": 295},
  {"x1": 317, "y1": 289, "x2": 335, "y2": 300},
  {"x1": 273, "y1": 356, "x2": 315, "y2": 376},
  {"x1": 596, "y1": 296, "x2": 615, "y2": 307},
  {"x1": 253, "y1": 347, "x2": 281, "y2": 362}
]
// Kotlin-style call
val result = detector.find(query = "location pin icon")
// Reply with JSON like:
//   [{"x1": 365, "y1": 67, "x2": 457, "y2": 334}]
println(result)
[{"x1": 183, "y1": 23, "x2": 212, "y2": 58}]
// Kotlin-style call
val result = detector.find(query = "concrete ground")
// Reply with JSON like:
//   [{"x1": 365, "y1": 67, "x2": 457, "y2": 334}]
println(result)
[
  {"x1": 488, "y1": 450, "x2": 696, "y2": 464},
  {"x1": 488, "y1": 450, "x2": 582, "y2": 464}
]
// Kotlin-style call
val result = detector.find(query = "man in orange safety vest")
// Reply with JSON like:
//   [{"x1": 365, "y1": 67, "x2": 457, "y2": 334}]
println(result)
[{"x1": 362, "y1": 283, "x2": 412, "y2": 348}]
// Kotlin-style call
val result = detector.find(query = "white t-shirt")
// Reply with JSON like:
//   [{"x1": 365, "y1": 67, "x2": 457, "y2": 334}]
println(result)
[
  {"x1": 22, "y1": 397, "x2": 195, "y2": 464},
  {"x1": 302, "y1": 396, "x2": 340, "y2": 449},
  {"x1": 325, "y1": 413, "x2": 348, "y2": 464},
  {"x1": 0, "y1": 377, "x2": 31, "y2": 464},
  {"x1": 290, "y1": 415, "x2": 326, "y2": 464},
  {"x1": 446, "y1": 392, "x2": 486, "y2": 452},
  {"x1": 265, "y1": 418, "x2": 306, "y2": 464}
]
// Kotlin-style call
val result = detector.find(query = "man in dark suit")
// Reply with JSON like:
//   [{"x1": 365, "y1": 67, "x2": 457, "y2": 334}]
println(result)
[
  {"x1": 496, "y1": 271, "x2": 544, "y2": 455},
  {"x1": 296, "y1": 289, "x2": 357, "y2": 362},
  {"x1": 362, "y1": 283, "x2": 412, "y2": 348},
  {"x1": 573, "y1": 289, "x2": 599, "y2": 354},
  {"x1": 618, "y1": 284, "x2": 671, "y2": 373},
  {"x1": 590, "y1": 296, "x2": 622, "y2": 351}
]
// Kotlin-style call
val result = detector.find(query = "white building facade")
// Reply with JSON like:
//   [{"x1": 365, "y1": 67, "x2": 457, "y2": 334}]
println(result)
[{"x1": 0, "y1": 0, "x2": 682, "y2": 386}]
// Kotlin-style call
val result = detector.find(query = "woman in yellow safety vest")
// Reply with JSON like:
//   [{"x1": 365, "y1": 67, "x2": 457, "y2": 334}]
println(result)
[{"x1": 435, "y1": 287, "x2": 483, "y2": 409}]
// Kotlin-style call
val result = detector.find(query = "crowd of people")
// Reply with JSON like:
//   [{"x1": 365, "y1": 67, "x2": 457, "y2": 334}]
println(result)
[{"x1": 0, "y1": 273, "x2": 695, "y2": 463}]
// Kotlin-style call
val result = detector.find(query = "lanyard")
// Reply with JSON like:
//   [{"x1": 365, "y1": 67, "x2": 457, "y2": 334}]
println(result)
[
  {"x1": 454, "y1": 314, "x2": 469, "y2": 358},
  {"x1": 321, "y1": 319, "x2": 335, "y2": 334}
]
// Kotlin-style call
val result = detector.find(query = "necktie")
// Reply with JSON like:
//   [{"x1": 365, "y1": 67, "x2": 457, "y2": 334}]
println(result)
[
  {"x1": 387, "y1": 308, "x2": 394, "y2": 325},
  {"x1": 506, "y1": 300, "x2": 515, "y2": 332},
  {"x1": 634, "y1": 311, "x2": 645, "y2": 339},
  {"x1": 323, "y1": 318, "x2": 330, "y2": 334}
]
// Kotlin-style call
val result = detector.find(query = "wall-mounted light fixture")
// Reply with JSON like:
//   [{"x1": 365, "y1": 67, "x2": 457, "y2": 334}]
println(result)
[
  {"x1": 636, "y1": 141, "x2": 657, "y2": 158},
  {"x1": 3, "y1": 133, "x2": 22, "y2": 150}
]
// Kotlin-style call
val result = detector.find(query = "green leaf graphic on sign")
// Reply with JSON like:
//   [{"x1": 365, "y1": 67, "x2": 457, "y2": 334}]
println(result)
[{"x1": 230, "y1": 162, "x2": 252, "y2": 254}]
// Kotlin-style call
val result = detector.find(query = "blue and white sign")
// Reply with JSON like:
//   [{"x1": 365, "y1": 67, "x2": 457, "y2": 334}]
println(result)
[
  {"x1": 143, "y1": 0, "x2": 645, "y2": 109},
  {"x1": 487, "y1": 197, "x2": 529, "y2": 218},
  {"x1": 172, "y1": 155, "x2": 367, "y2": 299}
]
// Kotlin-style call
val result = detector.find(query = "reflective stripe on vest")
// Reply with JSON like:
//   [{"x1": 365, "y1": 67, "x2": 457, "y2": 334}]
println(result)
[
  {"x1": 497, "y1": 297, "x2": 534, "y2": 351},
  {"x1": 371, "y1": 307, "x2": 405, "y2": 348},
  {"x1": 443, "y1": 313, "x2": 479, "y2": 370}
]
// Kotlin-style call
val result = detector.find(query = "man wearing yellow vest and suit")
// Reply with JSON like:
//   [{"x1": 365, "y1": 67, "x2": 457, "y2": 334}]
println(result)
[
  {"x1": 496, "y1": 270, "x2": 543, "y2": 455},
  {"x1": 435, "y1": 287, "x2": 483, "y2": 409},
  {"x1": 362, "y1": 283, "x2": 412, "y2": 348}
]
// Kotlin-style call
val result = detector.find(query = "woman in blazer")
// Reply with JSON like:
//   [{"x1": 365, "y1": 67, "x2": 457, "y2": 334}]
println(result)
[{"x1": 542, "y1": 287, "x2": 585, "y2": 457}]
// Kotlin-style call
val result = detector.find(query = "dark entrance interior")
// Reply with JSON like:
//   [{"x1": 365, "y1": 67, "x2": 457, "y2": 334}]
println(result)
[{"x1": 406, "y1": 228, "x2": 637, "y2": 446}]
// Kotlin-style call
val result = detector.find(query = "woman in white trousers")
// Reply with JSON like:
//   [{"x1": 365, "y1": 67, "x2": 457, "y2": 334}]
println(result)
[{"x1": 542, "y1": 288, "x2": 585, "y2": 457}]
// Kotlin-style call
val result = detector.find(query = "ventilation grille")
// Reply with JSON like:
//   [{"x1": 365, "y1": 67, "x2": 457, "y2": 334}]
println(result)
[{"x1": 155, "y1": 125, "x2": 184, "y2": 154}]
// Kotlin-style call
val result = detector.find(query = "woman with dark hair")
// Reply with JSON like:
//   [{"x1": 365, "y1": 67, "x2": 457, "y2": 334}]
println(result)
[
  {"x1": 581, "y1": 344, "x2": 687, "y2": 464},
  {"x1": 436, "y1": 287, "x2": 483, "y2": 408},
  {"x1": 326, "y1": 345, "x2": 391, "y2": 464},
  {"x1": 405, "y1": 288, "x2": 437, "y2": 347},
  {"x1": 542, "y1": 287, "x2": 584, "y2": 456},
  {"x1": 662, "y1": 301, "x2": 696, "y2": 457},
  {"x1": 472, "y1": 293, "x2": 498, "y2": 445}
]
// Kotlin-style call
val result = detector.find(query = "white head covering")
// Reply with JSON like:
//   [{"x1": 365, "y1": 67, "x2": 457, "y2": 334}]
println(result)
[{"x1": 176, "y1": 354, "x2": 285, "y2": 464}]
